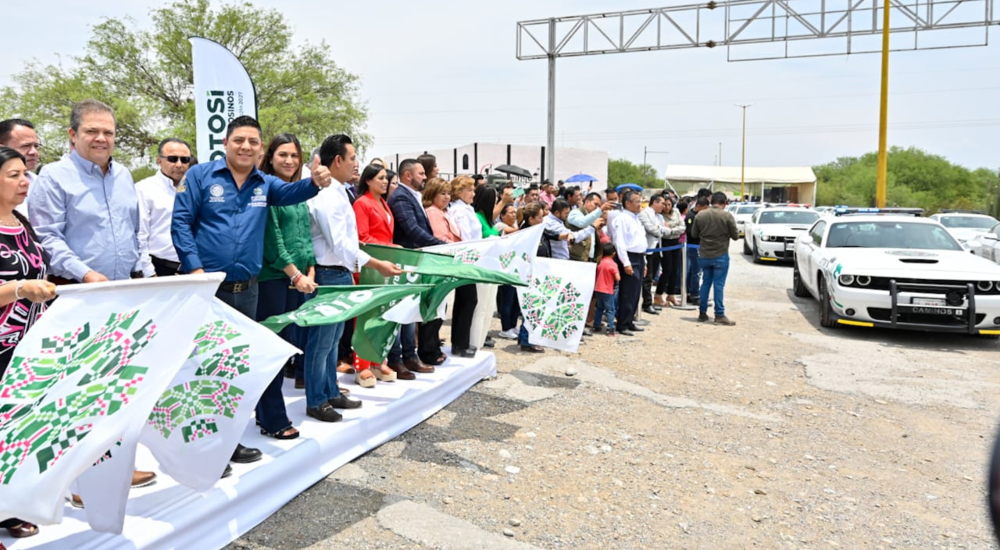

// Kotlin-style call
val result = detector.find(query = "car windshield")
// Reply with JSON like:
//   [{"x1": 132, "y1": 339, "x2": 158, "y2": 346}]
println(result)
[
  {"x1": 758, "y1": 210, "x2": 819, "y2": 225},
  {"x1": 826, "y1": 221, "x2": 963, "y2": 251},
  {"x1": 736, "y1": 206, "x2": 761, "y2": 215},
  {"x1": 939, "y1": 216, "x2": 997, "y2": 229}
]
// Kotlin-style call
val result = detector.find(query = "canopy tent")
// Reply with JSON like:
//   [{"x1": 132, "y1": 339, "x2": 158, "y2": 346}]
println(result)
[{"x1": 664, "y1": 165, "x2": 817, "y2": 204}]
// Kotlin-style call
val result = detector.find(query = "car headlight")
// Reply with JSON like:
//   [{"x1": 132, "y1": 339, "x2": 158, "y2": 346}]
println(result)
[
  {"x1": 856, "y1": 275, "x2": 871, "y2": 287},
  {"x1": 762, "y1": 235, "x2": 771, "y2": 242},
  {"x1": 978, "y1": 281, "x2": 994, "y2": 292},
  {"x1": 838, "y1": 274, "x2": 855, "y2": 286}
]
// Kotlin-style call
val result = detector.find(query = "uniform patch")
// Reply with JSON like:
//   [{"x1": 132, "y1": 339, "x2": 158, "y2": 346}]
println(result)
[{"x1": 209, "y1": 184, "x2": 225, "y2": 203}]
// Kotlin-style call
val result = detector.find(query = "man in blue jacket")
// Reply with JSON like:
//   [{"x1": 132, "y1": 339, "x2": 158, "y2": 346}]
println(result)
[{"x1": 171, "y1": 115, "x2": 334, "y2": 466}]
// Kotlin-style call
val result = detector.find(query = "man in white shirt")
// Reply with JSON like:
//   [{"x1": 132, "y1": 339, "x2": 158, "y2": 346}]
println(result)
[
  {"x1": 611, "y1": 190, "x2": 648, "y2": 335},
  {"x1": 543, "y1": 198, "x2": 604, "y2": 260},
  {"x1": 306, "y1": 134, "x2": 400, "y2": 422},
  {"x1": 0, "y1": 119, "x2": 40, "y2": 217},
  {"x1": 637, "y1": 195, "x2": 667, "y2": 315},
  {"x1": 135, "y1": 138, "x2": 192, "y2": 276}
]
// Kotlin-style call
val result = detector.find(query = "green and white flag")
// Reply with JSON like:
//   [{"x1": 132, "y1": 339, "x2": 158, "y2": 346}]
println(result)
[
  {"x1": 423, "y1": 223, "x2": 543, "y2": 285},
  {"x1": 517, "y1": 257, "x2": 596, "y2": 353},
  {"x1": 352, "y1": 245, "x2": 524, "y2": 363},
  {"x1": 0, "y1": 275, "x2": 223, "y2": 530},
  {"x1": 260, "y1": 284, "x2": 435, "y2": 333}
]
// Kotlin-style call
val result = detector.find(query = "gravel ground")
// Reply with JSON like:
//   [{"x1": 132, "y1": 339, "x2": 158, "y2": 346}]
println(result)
[{"x1": 229, "y1": 241, "x2": 1000, "y2": 550}]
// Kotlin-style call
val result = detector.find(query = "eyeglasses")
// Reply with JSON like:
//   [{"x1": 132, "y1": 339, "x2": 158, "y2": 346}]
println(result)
[{"x1": 160, "y1": 155, "x2": 191, "y2": 164}]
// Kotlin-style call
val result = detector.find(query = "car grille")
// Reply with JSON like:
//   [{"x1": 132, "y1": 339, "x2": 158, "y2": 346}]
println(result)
[
  {"x1": 861, "y1": 278, "x2": 1000, "y2": 295},
  {"x1": 867, "y1": 308, "x2": 985, "y2": 326}
]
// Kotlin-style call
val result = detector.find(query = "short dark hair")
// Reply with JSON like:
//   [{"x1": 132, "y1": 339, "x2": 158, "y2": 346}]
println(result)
[
  {"x1": 697, "y1": 187, "x2": 712, "y2": 199},
  {"x1": 711, "y1": 191, "x2": 728, "y2": 206},
  {"x1": 157, "y1": 137, "x2": 192, "y2": 156},
  {"x1": 70, "y1": 99, "x2": 115, "y2": 132},
  {"x1": 649, "y1": 195, "x2": 664, "y2": 206},
  {"x1": 602, "y1": 242, "x2": 616, "y2": 257},
  {"x1": 399, "y1": 158, "x2": 419, "y2": 178},
  {"x1": 226, "y1": 115, "x2": 262, "y2": 139},
  {"x1": 696, "y1": 197, "x2": 709, "y2": 207},
  {"x1": 501, "y1": 182, "x2": 514, "y2": 190},
  {"x1": 472, "y1": 174, "x2": 485, "y2": 182},
  {"x1": 605, "y1": 187, "x2": 618, "y2": 196},
  {"x1": 527, "y1": 183, "x2": 539, "y2": 192},
  {"x1": 551, "y1": 198, "x2": 571, "y2": 215},
  {"x1": 319, "y1": 134, "x2": 354, "y2": 168},
  {"x1": 622, "y1": 190, "x2": 640, "y2": 205},
  {"x1": 584, "y1": 192, "x2": 601, "y2": 203},
  {"x1": 0, "y1": 119, "x2": 34, "y2": 144}
]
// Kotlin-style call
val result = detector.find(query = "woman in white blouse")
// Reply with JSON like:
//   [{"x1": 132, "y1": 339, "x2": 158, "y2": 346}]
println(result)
[{"x1": 446, "y1": 176, "x2": 479, "y2": 357}]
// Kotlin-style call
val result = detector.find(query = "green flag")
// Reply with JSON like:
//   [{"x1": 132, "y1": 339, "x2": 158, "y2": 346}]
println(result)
[
  {"x1": 351, "y1": 245, "x2": 525, "y2": 363},
  {"x1": 260, "y1": 284, "x2": 434, "y2": 333}
]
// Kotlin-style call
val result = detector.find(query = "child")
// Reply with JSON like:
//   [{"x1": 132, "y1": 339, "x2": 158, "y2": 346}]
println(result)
[{"x1": 593, "y1": 243, "x2": 620, "y2": 336}]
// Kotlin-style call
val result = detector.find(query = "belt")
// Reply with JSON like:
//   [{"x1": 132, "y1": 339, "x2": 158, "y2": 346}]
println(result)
[
  {"x1": 50, "y1": 271, "x2": 144, "y2": 285},
  {"x1": 151, "y1": 256, "x2": 181, "y2": 271},
  {"x1": 219, "y1": 276, "x2": 258, "y2": 294},
  {"x1": 316, "y1": 265, "x2": 350, "y2": 272}
]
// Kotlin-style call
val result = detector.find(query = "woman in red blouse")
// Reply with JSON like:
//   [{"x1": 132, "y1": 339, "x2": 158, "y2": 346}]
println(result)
[{"x1": 351, "y1": 164, "x2": 397, "y2": 386}]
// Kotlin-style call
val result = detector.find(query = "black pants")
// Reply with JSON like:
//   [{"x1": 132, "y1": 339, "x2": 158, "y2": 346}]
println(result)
[
  {"x1": 418, "y1": 319, "x2": 444, "y2": 362},
  {"x1": 451, "y1": 284, "x2": 478, "y2": 351},
  {"x1": 641, "y1": 252, "x2": 661, "y2": 308},
  {"x1": 656, "y1": 247, "x2": 681, "y2": 295},
  {"x1": 338, "y1": 317, "x2": 355, "y2": 363},
  {"x1": 617, "y1": 252, "x2": 644, "y2": 330},
  {"x1": 151, "y1": 256, "x2": 180, "y2": 277}
]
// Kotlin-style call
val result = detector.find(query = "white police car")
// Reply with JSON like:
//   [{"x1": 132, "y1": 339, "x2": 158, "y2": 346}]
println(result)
[{"x1": 742, "y1": 207, "x2": 820, "y2": 263}]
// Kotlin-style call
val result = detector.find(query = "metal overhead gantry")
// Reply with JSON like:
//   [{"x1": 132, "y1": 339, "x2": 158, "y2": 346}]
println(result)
[{"x1": 518, "y1": 0, "x2": 998, "y2": 202}]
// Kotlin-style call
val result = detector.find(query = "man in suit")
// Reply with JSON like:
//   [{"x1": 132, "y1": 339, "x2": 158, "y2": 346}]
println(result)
[{"x1": 386, "y1": 159, "x2": 444, "y2": 378}]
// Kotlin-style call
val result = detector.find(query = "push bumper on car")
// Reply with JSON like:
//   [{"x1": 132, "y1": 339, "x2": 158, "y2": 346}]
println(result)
[
  {"x1": 831, "y1": 280, "x2": 1000, "y2": 335},
  {"x1": 756, "y1": 239, "x2": 795, "y2": 262}
]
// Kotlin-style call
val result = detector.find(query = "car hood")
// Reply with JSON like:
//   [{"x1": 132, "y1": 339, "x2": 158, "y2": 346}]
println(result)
[
  {"x1": 758, "y1": 224, "x2": 812, "y2": 236},
  {"x1": 829, "y1": 248, "x2": 1000, "y2": 278},
  {"x1": 947, "y1": 228, "x2": 990, "y2": 242}
]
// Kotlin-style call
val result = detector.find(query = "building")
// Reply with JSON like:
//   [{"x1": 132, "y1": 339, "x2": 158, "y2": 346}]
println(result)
[
  {"x1": 377, "y1": 143, "x2": 608, "y2": 185},
  {"x1": 664, "y1": 165, "x2": 817, "y2": 205}
]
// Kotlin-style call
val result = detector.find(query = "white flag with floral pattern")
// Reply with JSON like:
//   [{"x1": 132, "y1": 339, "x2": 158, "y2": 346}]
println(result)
[{"x1": 516, "y1": 257, "x2": 596, "y2": 353}]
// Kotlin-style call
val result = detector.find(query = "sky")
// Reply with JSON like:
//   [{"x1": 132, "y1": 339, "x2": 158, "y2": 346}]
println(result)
[{"x1": 1, "y1": 0, "x2": 998, "y2": 174}]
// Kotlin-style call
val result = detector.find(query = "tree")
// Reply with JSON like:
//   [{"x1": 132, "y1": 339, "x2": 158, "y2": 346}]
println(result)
[
  {"x1": 814, "y1": 147, "x2": 998, "y2": 214},
  {"x1": 0, "y1": 0, "x2": 368, "y2": 168},
  {"x1": 608, "y1": 158, "x2": 662, "y2": 189}
]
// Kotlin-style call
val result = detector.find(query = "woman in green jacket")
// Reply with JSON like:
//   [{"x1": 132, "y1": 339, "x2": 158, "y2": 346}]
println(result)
[{"x1": 254, "y1": 133, "x2": 317, "y2": 439}]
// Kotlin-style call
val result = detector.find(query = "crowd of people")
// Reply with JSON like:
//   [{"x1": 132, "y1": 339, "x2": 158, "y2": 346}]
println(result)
[{"x1": 0, "y1": 99, "x2": 742, "y2": 547}]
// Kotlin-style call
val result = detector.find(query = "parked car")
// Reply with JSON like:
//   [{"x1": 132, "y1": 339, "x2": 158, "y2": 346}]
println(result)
[
  {"x1": 928, "y1": 212, "x2": 999, "y2": 251},
  {"x1": 743, "y1": 207, "x2": 820, "y2": 263},
  {"x1": 792, "y1": 213, "x2": 1000, "y2": 335},
  {"x1": 972, "y1": 222, "x2": 1000, "y2": 264},
  {"x1": 732, "y1": 203, "x2": 762, "y2": 236}
]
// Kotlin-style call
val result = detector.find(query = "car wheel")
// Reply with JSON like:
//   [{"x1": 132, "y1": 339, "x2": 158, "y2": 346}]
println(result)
[
  {"x1": 792, "y1": 261, "x2": 809, "y2": 297},
  {"x1": 743, "y1": 237, "x2": 751, "y2": 255},
  {"x1": 818, "y1": 276, "x2": 837, "y2": 328},
  {"x1": 752, "y1": 239, "x2": 761, "y2": 264}
]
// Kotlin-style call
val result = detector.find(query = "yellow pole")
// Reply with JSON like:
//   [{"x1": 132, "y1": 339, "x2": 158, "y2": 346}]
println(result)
[{"x1": 876, "y1": 0, "x2": 890, "y2": 208}]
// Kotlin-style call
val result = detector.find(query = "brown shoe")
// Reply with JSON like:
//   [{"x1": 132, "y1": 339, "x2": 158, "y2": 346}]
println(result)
[
  {"x1": 4, "y1": 520, "x2": 38, "y2": 538},
  {"x1": 714, "y1": 315, "x2": 736, "y2": 326},
  {"x1": 131, "y1": 470, "x2": 157, "y2": 488},
  {"x1": 387, "y1": 362, "x2": 416, "y2": 380},
  {"x1": 70, "y1": 494, "x2": 84, "y2": 508},
  {"x1": 294, "y1": 378, "x2": 304, "y2": 389},
  {"x1": 404, "y1": 357, "x2": 434, "y2": 374},
  {"x1": 336, "y1": 361, "x2": 355, "y2": 374}
]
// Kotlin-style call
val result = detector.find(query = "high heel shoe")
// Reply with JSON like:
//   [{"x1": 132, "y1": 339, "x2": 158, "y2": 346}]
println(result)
[
  {"x1": 355, "y1": 369, "x2": 376, "y2": 388},
  {"x1": 372, "y1": 365, "x2": 397, "y2": 382}
]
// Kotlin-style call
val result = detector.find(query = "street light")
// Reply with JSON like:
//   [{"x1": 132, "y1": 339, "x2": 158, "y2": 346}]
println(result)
[{"x1": 736, "y1": 104, "x2": 753, "y2": 201}]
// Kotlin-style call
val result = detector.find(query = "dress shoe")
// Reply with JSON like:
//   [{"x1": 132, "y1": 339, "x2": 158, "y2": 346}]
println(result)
[
  {"x1": 306, "y1": 402, "x2": 343, "y2": 423},
  {"x1": 452, "y1": 348, "x2": 476, "y2": 358},
  {"x1": 652, "y1": 304, "x2": 664, "y2": 311},
  {"x1": 519, "y1": 344, "x2": 544, "y2": 353},
  {"x1": 69, "y1": 494, "x2": 84, "y2": 509},
  {"x1": 294, "y1": 378, "x2": 305, "y2": 389},
  {"x1": 642, "y1": 306, "x2": 660, "y2": 315},
  {"x1": 697, "y1": 312, "x2": 710, "y2": 322},
  {"x1": 384, "y1": 363, "x2": 412, "y2": 380},
  {"x1": 221, "y1": 464, "x2": 233, "y2": 479},
  {"x1": 627, "y1": 325, "x2": 645, "y2": 332},
  {"x1": 687, "y1": 296, "x2": 700, "y2": 306},
  {"x1": 634, "y1": 319, "x2": 651, "y2": 327},
  {"x1": 404, "y1": 357, "x2": 434, "y2": 374},
  {"x1": 231, "y1": 443, "x2": 262, "y2": 464},
  {"x1": 327, "y1": 394, "x2": 362, "y2": 409},
  {"x1": 336, "y1": 360, "x2": 355, "y2": 374},
  {"x1": 3, "y1": 520, "x2": 38, "y2": 538},
  {"x1": 714, "y1": 315, "x2": 736, "y2": 326},
  {"x1": 618, "y1": 329, "x2": 635, "y2": 336},
  {"x1": 131, "y1": 470, "x2": 157, "y2": 488},
  {"x1": 483, "y1": 336, "x2": 496, "y2": 348}
]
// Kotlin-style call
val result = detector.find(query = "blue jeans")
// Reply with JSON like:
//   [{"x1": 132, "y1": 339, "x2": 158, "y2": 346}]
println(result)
[
  {"x1": 593, "y1": 290, "x2": 617, "y2": 332},
  {"x1": 687, "y1": 246, "x2": 701, "y2": 297},
  {"x1": 215, "y1": 283, "x2": 259, "y2": 320},
  {"x1": 388, "y1": 323, "x2": 417, "y2": 364},
  {"x1": 304, "y1": 268, "x2": 353, "y2": 408},
  {"x1": 699, "y1": 254, "x2": 730, "y2": 316},
  {"x1": 497, "y1": 285, "x2": 520, "y2": 331}
]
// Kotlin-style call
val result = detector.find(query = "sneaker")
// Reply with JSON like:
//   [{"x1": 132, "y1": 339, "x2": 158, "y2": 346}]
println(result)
[
  {"x1": 714, "y1": 315, "x2": 736, "y2": 326},
  {"x1": 497, "y1": 329, "x2": 519, "y2": 339},
  {"x1": 697, "y1": 312, "x2": 710, "y2": 323},
  {"x1": 606, "y1": 330, "x2": 617, "y2": 337}
]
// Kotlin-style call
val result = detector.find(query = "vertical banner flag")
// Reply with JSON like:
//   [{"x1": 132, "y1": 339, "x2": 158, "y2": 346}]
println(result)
[
  {"x1": 517, "y1": 257, "x2": 596, "y2": 353},
  {"x1": 141, "y1": 298, "x2": 298, "y2": 493},
  {"x1": 0, "y1": 275, "x2": 224, "y2": 529},
  {"x1": 190, "y1": 37, "x2": 257, "y2": 163}
]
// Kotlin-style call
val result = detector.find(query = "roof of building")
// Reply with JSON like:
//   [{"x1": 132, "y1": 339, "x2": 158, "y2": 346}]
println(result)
[{"x1": 664, "y1": 165, "x2": 816, "y2": 185}]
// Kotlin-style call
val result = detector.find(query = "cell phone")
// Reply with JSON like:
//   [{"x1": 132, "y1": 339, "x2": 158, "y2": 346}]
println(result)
[{"x1": 512, "y1": 187, "x2": 525, "y2": 198}]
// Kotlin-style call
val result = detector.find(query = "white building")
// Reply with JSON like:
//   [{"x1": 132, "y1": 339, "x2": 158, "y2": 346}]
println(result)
[{"x1": 377, "y1": 142, "x2": 608, "y2": 185}]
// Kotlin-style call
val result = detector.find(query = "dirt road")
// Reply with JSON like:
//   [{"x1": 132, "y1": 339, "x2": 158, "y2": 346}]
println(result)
[{"x1": 231, "y1": 241, "x2": 1000, "y2": 549}]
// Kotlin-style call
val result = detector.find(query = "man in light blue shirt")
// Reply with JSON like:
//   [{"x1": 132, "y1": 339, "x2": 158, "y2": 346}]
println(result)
[
  {"x1": 543, "y1": 198, "x2": 604, "y2": 261},
  {"x1": 29, "y1": 99, "x2": 152, "y2": 283},
  {"x1": 567, "y1": 192, "x2": 612, "y2": 261}
]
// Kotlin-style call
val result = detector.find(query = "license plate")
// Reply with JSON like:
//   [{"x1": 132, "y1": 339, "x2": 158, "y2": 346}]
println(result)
[
  {"x1": 907, "y1": 306, "x2": 964, "y2": 316},
  {"x1": 911, "y1": 297, "x2": 945, "y2": 306}
]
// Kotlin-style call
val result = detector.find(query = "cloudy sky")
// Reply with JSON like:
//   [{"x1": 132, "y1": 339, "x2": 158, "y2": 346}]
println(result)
[{"x1": 1, "y1": 0, "x2": 997, "y2": 173}]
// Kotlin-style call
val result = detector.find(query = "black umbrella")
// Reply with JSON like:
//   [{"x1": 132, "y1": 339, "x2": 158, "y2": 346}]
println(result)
[{"x1": 494, "y1": 164, "x2": 532, "y2": 179}]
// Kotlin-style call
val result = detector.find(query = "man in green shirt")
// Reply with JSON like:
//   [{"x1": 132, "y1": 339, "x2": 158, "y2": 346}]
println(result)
[{"x1": 690, "y1": 192, "x2": 739, "y2": 326}]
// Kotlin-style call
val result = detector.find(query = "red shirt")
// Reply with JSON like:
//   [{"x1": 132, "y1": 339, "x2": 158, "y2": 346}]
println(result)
[
  {"x1": 353, "y1": 192, "x2": 395, "y2": 245},
  {"x1": 595, "y1": 256, "x2": 618, "y2": 294}
]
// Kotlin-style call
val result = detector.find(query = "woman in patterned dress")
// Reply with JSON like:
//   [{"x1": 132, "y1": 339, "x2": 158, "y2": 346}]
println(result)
[{"x1": 0, "y1": 146, "x2": 57, "y2": 545}]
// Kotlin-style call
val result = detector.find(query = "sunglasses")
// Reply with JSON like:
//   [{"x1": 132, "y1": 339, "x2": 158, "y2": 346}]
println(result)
[{"x1": 160, "y1": 155, "x2": 191, "y2": 164}]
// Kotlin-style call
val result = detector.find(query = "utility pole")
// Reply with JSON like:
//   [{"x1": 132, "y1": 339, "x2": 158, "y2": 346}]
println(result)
[
  {"x1": 736, "y1": 104, "x2": 752, "y2": 201},
  {"x1": 876, "y1": 0, "x2": 890, "y2": 208},
  {"x1": 644, "y1": 146, "x2": 669, "y2": 184},
  {"x1": 546, "y1": 18, "x2": 556, "y2": 183},
  {"x1": 718, "y1": 142, "x2": 722, "y2": 166}
]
